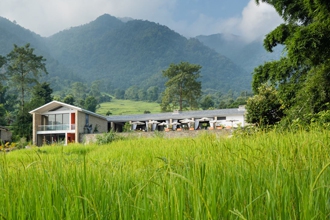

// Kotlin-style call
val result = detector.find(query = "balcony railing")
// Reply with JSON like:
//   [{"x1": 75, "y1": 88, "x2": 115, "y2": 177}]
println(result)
[{"x1": 38, "y1": 124, "x2": 75, "y2": 131}]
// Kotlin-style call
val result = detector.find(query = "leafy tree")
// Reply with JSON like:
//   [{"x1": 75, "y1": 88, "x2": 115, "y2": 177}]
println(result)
[
  {"x1": 89, "y1": 80, "x2": 102, "y2": 102},
  {"x1": 246, "y1": 84, "x2": 284, "y2": 127},
  {"x1": 253, "y1": 0, "x2": 330, "y2": 123},
  {"x1": 124, "y1": 86, "x2": 139, "y2": 100},
  {"x1": 29, "y1": 82, "x2": 53, "y2": 109},
  {"x1": 161, "y1": 62, "x2": 202, "y2": 111},
  {"x1": 71, "y1": 82, "x2": 87, "y2": 102},
  {"x1": 200, "y1": 95, "x2": 215, "y2": 110},
  {"x1": 6, "y1": 44, "x2": 48, "y2": 112},
  {"x1": 0, "y1": 104, "x2": 7, "y2": 126},
  {"x1": 138, "y1": 89, "x2": 147, "y2": 101},
  {"x1": 147, "y1": 86, "x2": 159, "y2": 102},
  {"x1": 12, "y1": 109, "x2": 32, "y2": 141},
  {"x1": 0, "y1": 55, "x2": 6, "y2": 67},
  {"x1": 16, "y1": 83, "x2": 53, "y2": 140},
  {"x1": 84, "y1": 96, "x2": 98, "y2": 112},
  {"x1": 63, "y1": 94, "x2": 75, "y2": 105},
  {"x1": 114, "y1": 89, "x2": 125, "y2": 99}
]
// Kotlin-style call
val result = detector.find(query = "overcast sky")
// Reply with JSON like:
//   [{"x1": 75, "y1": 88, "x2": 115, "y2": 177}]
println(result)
[{"x1": 0, "y1": 0, "x2": 283, "y2": 42}]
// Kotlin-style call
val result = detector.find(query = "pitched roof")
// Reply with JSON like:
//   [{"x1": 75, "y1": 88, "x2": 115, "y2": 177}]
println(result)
[{"x1": 29, "y1": 101, "x2": 107, "y2": 120}]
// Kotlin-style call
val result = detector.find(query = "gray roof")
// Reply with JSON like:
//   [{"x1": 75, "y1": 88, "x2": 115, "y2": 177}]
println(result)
[{"x1": 106, "y1": 108, "x2": 245, "y2": 123}]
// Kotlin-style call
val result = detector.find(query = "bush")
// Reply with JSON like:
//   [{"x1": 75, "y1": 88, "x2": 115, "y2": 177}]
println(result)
[{"x1": 95, "y1": 131, "x2": 120, "y2": 145}]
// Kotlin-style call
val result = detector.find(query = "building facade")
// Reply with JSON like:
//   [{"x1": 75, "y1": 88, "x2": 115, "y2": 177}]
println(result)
[
  {"x1": 29, "y1": 101, "x2": 108, "y2": 146},
  {"x1": 30, "y1": 101, "x2": 246, "y2": 146}
]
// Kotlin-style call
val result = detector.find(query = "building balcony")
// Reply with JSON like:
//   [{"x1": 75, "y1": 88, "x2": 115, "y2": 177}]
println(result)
[{"x1": 38, "y1": 124, "x2": 75, "y2": 131}]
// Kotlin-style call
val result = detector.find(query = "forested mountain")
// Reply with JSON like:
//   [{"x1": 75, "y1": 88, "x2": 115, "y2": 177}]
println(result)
[
  {"x1": 196, "y1": 33, "x2": 284, "y2": 74},
  {"x1": 45, "y1": 14, "x2": 250, "y2": 93},
  {"x1": 0, "y1": 17, "x2": 80, "y2": 91},
  {"x1": 0, "y1": 14, "x2": 253, "y2": 95}
]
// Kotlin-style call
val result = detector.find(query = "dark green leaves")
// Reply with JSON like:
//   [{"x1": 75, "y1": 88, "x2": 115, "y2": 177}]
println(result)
[{"x1": 161, "y1": 62, "x2": 202, "y2": 111}]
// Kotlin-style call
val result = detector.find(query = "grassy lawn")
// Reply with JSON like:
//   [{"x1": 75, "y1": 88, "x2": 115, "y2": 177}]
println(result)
[
  {"x1": 97, "y1": 99, "x2": 161, "y2": 115},
  {"x1": 1, "y1": 129, "x2": 330, "y2": 219}
]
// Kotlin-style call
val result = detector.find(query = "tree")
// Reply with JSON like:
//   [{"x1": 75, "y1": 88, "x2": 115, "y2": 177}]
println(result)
[
  {"x1": 29, "y1": 82, "x2": 53, "y2": 109},
  {"x1": 200, "y1": 95, "x2": 215, "y2": 110},
  {"x1": 70, "y1": 82, "x2": 87, "y2": 102},
  {"x1": 138, "y1": 89, "x2": 147, "y2": 101},
  {"x1": 89, "y1": 80, "x2": 102, "y2": 102},
  {"x1": 147, "y1": 86, "x2": 159, "y2": 102},
  {"x1": 161, "y1": 62, "x2": 202, "y2": 111},
  {"x1": 114, "y1": 89, "x2": 125, "y2": 99},
  {"x1": 124, "y1": 86, "x2": 139, "y2": 100},
  {"x1": 6, "y1": 44, "x2": 48, "y2": 112},
  {"x1": 246, "y1": 84, "x2": 284, "y2": 127},
  {"x1": 84, "y1": 96, "x2": 98, "y2": 112},
  {"x1": 17, "y1": 83, "x2": 53, "y2": 140},
  {"x1": 253, "y1": 0, "x2": 330, "y2": 123},
  {"x1": 63, "y1": 94, "x2": 75, "y2": 105}
]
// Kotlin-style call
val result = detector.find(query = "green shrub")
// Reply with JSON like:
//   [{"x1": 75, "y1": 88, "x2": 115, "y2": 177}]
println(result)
[{"x1": 95, "y1": 131, "x2": 119, "y2": 145}]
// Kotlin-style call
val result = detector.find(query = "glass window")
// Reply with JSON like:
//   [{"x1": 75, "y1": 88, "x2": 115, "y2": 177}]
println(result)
[
  {"x1": 56, "y1": 114, "x2": 62, "y2": 125},
  {"x1": 49, "y1": 115, "x2": 55, "y2": 125},
  {"x1": 63, "y1": 114, "x2": 69, "y2": 124},
  {"x1": 85, "y1": 114, "x2": 89, "y2": 125}
]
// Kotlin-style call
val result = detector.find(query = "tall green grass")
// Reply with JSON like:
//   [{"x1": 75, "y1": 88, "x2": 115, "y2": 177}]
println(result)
[{"x1": 1, "y1": 129, "x2": 330, "y2": 219}]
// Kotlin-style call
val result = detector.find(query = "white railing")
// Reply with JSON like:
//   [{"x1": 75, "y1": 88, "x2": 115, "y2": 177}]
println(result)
[{"x1": 38, "y1": 124, "x2": 75, "y2": 131}]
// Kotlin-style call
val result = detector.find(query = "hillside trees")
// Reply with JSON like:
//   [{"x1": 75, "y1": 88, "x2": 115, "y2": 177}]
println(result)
[
  {"x1": 5, "y1": 44, "x2": 49, "y2": 140},
  {"x1": 161, "y1": 62, "x2": 202, "y2": 112},
  {"x1": 0, "y1": 44, "x2": 50, "y2": 140},
  {"x1": 6, "y1": 44, "x2": 48, "y2": 112},
  {"x1": 251, "y1": 0, "x2": 330, "y2": 125},
  {"x1": 28, "y1": 82, "x2": 53, "y2": 109}
]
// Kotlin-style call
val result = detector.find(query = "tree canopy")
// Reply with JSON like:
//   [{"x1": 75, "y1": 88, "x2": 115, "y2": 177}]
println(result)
[
  {"x1": 6, "y1": 44, "x2": 48, "y2": 112},
  {"x1": 252, "y1": 0, "x2": 330, "y2": 124},
  {"x1": 161, "y1": 62, "x2": 202, "y2": 112}
]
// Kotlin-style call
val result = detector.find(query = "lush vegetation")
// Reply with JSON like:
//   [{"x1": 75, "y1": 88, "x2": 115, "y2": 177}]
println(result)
[
  {"x1": 45, "y1": 15, "x2": 250, "y2": 93},
  {"x1": 1, "y1": 128, "x2": 330, "y2": 219},
  {"x1": 0, "y1": 15, "x2": 251, "y2": 97},
  {"x1": 161, "y1": 62, "x2": 202, "y2": 111},
  {"x1": 248, "y1": 0, "x2": 330, "y2": 127},
  {"x1": 97, "y1": 99, "x2": 161, "y2": 115}
]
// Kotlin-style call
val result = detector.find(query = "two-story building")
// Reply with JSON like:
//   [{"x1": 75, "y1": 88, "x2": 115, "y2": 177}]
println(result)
[{"x1": 29, "y1": 101, "x2": 108, "y2": 146}]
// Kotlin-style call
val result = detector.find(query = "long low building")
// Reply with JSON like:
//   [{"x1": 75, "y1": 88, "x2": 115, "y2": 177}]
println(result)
[{"x1": 30, "y1": 101, "x2": 246, "y2": 146}]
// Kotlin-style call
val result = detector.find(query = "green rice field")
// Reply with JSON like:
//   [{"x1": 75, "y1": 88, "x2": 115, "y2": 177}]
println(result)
[
  {"x1": 97, "y1": 99, "x2": 161, "y2": 115},
  {"x1": 1, "y1": 129, "x2": 330, "y2": 219}
]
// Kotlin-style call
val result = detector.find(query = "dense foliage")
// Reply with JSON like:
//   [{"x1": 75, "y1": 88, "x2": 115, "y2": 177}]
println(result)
[
  {"x1": 161, "y1": 62, "x2": 202, "y2": 111},
  {"x1": 246, "y1": 84, "x2": 284, "y2": 127},
  {"x1": 0, "y1": 15, "x2": 251, "y2": 96},
  {"x1": 249, "y1": 0, "x2": 330, "y2": 126},
  {"x1": 0, "y1": 44, "x2": 49, "y2": 140}
]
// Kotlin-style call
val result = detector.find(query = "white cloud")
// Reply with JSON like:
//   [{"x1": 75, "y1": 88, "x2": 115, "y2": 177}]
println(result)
[{"x1": 238, "y1": 0, "x2": 283, "y2": 42}]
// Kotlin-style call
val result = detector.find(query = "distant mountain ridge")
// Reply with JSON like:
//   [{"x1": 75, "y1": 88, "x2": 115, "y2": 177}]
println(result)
[
  {"x1": 0, "y1": 14, "x2": 271, "y2": 95},
  {"x1": 45, "y1": 14, "x2": 250, "y2": 92},
  {"x1": 196, "y1": 33, "x2": 284, "y2": 74}
]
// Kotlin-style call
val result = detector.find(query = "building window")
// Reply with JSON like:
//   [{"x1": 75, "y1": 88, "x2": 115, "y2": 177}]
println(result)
[{"x1": 85, "y1": 114, "x2": 89, "y2": 125}]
